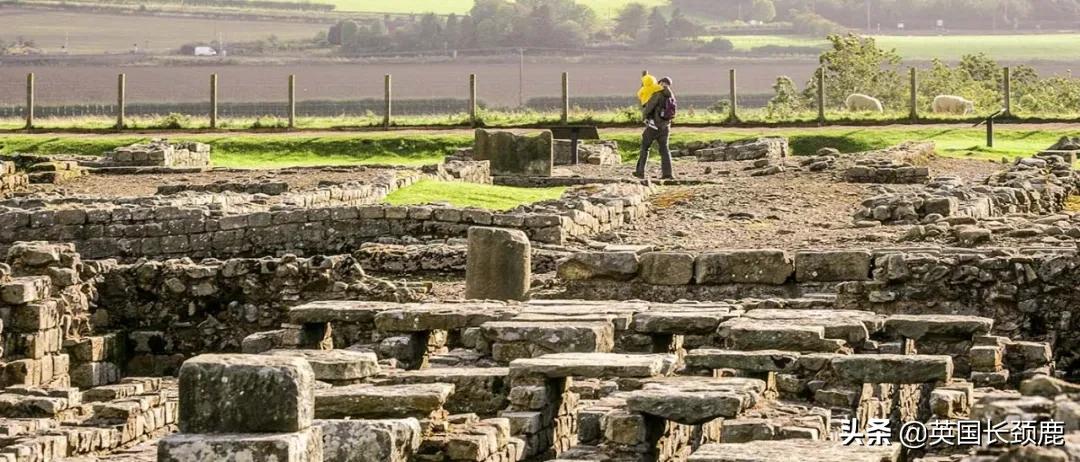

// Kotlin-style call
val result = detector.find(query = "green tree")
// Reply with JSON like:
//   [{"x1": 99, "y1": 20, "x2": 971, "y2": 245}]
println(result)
[
  {"x1": 417, "y1": 13, "x2": 444, "y2": 50},
  {"x1": 767, "y1": 76, "x2": 803, "y2": 118},
  {"x1": 471, "y1": 0, "x2": 517, "y2": 45},
  {"x1": 526, "y1": 3, "x2": 558, "y2": 45},
  {"x1": 748, "y1": 0, "x2": 776, "y2": 21},
  {"x1": 614, "y1": 3, "x2": 649, "y2": 38},
  {"x1": 645, "y1": 7, "x2": 669, "y2": 44},
  {"x1": 444, "y1": 14, "x2": 461, "y2": 49},
  {"x1": 806, "y1": 34, "x2": 903, "y2": 108},
  {"x1": 668, "y1": 8, "x2": 701, "y2": 37},
  {"x1": 339, "y1": 20, "x2": 360, "y2": 45}
]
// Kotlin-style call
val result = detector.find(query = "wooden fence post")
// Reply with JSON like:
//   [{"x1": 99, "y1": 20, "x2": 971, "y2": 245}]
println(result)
[
  {"x1": 210, "y1": 74, "x2": 218, "y2": 129},
  {"x1": 287, "y1": 74, "x2": 296, "y2": 129},
  {"x1": 116, "y1": 73, "x2": 126, "y2": 130},
  {"x1": 909, "y1": 67, "x2": 918, "y2": 122},
  {"x1": 384, "y1": 74, "x2": 392, "y2": 130},
  {"x1": 25, "y1": 73, "x2": 34, "y2": 130},
  {"x1": 816, "y1": 68, "x2": 826, "y2": 124},
  {"x1": 1003, "y1": 66, "x2": 1012, "y2": 116},
  {"x1": 469, "y1": 73, "x2": 477, "y2": 127},
  {"x1": 561, "y1": 71, "x2": 569, "y2": 124},
  {"x1": 729, "y1": 68, "x2": 738, "y2": 122}
]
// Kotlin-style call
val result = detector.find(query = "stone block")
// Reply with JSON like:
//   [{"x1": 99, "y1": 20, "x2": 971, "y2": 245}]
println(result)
[
  {"x1": 314, "y1": 383, "x2": 454, "y2": 420},
  {"x1": 794, "y1": 250, "x2": 872, "y2": 282},
  {"x1": 264, "y1": 349, "x2": 379, "y2": 382},
  {"x1": 638, "y1": 251, "x2": 695, "y2": 285},
  {"x1": 178, "y1": 354, "x2": 314, "y2": 433},
  {"x1": 695, "y1": 250, "x2": 793, "y2": 285},
  {"x1": 556, "y1": 251, "x2": 640, "y2": 281},
  {"x1": 831, "y1": 354, "x2": 953, "y2": 384},
  {"x1": 317, "y1": 418, "x2": 421, "y2": 462},
  {"x1": 473, "y1": 129, "x2": 553, "y2": 177},
  {"x1": 465, "y1": 227, "x2": 531, "y2": 301},
  {"x1": 157, "y1": 428, "x2": 322, "y2": 462}
]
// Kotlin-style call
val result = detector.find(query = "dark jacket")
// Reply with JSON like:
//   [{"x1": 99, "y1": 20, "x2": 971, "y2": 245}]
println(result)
[{"x1": 642, "y1": 87, "x2": 674, "y2": 128}]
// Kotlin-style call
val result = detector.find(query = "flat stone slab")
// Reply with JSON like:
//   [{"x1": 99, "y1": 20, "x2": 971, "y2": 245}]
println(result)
[
  {"x1": 264, "y1": 349, "x2": 380, "y2": 381},
  {"x1": 158, "y1": 428, "x2": 322, "y2": 462},
  {"x1": 317, "y1": 418, "x2": 421, "y2": 462},
  {"x1": 684, "y1": 349, "x2": 800, "y2": 372},
  {"x1": 314, "y1": 383, "x2": 454, "y2": 419},
  {"x1": 688, "y1": 440, "x2": 900, "y2": 462},
  {"x1": 289, "y1": 301, "x2": 406, "y2": 324},
  {"x1": 481, "y1": 321, "x2": 615, "y2": 353},
  {"x1": 509, "y1": 353, "x2": 673, "y2": 379},
  {"x1": 741, "y1": 309, "x2": 884, "y2": 343},
  {"x1": 178, "y1": 353, "x2": 314, "y2": 434},
  {"x1": 883, "y1": 315, "x2": 993, "y2": 340},
  {"x1": 719, "y1": 319, "x2": 847, "y2": 353},
  {"x1": 632, "y1": 305, "x2": 742, "y2": 335},
  {"x1": 832, "y1": 354, "x2": 953, "y2": 384},
  {"x1": 374, "y1": 303, "x2": 519, "y2": 332},
  {"x1": 623, "y1": 377, "x2": 765, "y2": 425}
]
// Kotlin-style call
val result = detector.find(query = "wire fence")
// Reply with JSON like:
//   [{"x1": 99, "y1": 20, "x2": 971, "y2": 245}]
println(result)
[{"x1": 0, "y1": 63, "x2": 1069, "y2": 128}]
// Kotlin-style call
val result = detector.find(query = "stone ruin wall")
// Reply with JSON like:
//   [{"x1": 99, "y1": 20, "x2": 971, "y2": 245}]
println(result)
[
  {"x1": 855, "y1": 152, "x2": 1079, "y2": 225},
  {"x1": 554, "y1": 246, "x2": 1080, "y2": 379},
  {"x1": 0, "y1": 182, "x2": 651, "y2": 260},
  {"x1": 105, "y1": 140, "x2": 211, "y2": 168},
  {"x1": 0, "y1": 161, "x2": 28, "y2": 197}
]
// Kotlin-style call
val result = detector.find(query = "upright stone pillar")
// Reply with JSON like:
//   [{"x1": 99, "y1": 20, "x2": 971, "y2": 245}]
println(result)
[
  {"x1": 159, "y1": 354, "x2": 323, "y2": 461},
  {"x1": 465, "y1": 227, "x2": 531, "y2": 301}
]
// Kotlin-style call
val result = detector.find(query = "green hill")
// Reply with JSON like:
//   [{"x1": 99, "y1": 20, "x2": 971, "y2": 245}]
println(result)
[{"x1": 323, "y1": 0, "x2": 670, "y2": 18}]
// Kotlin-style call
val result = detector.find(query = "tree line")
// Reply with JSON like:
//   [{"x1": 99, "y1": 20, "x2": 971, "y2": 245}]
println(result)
[{"x1": 673, "y1": 0, "x2": 1080, "y2": 30}]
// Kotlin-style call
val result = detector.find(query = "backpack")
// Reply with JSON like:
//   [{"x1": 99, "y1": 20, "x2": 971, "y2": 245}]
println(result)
[{"x1": 658, "y1": 95, "x2": 678, "y2": 121}]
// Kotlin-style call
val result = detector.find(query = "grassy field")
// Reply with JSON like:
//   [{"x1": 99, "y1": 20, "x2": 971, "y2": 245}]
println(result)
[
  {"x1": 1, "y1": 126, "x2": 1074, "y2": 170},
  {"x1": 385, "y1": 180, "x2": 566, "y2": 210},
  {"x1": 315, "y1": 0, "x2": 668, "y2": 18},
  {"x1": 721, "y1": 33, "x2": 1080, "y2": 61}
]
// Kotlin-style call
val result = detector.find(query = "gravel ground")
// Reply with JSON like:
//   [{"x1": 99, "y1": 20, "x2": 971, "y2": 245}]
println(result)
[
  {"x1": 575, "y1": 156, "x2": 1004, "y2": 250},
  {"x1": 25, "y1": 166, "x2": 401, "y2": 198}
]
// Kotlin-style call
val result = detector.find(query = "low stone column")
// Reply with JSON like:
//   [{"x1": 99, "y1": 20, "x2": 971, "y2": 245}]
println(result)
[
  {"x1": 466, "y1": 227, "x2": 531, "y2": 301},
  {"x1": 158, "y1": 353, "x2": 322, "y2": 461}
]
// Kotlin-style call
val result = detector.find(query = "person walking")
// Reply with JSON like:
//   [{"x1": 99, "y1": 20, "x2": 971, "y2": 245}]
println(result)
[{"x1": 635, "y1": 75, "x2": 677, "y2": 180}]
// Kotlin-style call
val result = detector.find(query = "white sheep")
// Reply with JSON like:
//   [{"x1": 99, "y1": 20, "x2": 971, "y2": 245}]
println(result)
[
  {"x1": 845, "y1": 93, "x2": 884, "y2": 112},
  {"x1": 931, "y1": 95, "x2": 975, "y2": 115}
]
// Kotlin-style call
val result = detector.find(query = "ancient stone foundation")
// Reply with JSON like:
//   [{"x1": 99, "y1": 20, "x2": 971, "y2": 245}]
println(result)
[{"x1": 106, "y1": 140, "x2": 211, "y2": 168}]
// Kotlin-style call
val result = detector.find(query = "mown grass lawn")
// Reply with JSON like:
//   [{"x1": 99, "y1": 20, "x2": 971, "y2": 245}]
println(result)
[
  {"x1": 0, "y1": 133, "x2": 471, "y2": 168},
  {"x1": 606, "y1": 126, "x2": 1080, "y2": 163},
  {"x1": 384, "y1": 179, "x2": 566, "y2": 210},
  {"x1": 1, "y1": 125, "x2": 1074, "y2": 170}
]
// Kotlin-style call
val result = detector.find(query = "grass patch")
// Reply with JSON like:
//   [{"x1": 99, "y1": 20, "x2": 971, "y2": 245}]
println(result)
[
  {"x1": 1, "y1": 126, "x2": 1074, "y2": 170},
  {"x1": 384, "y1": 180, "x2": 566, "y2": 211},
  {"x1": 604, "y1": 126, "x2": 1079, "y2": 163},
  {"x1": 0, "y1": 133, "x2": 471, "y2": 168}
]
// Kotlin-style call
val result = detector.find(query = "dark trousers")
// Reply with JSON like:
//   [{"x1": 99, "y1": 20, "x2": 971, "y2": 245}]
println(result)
[{"x1": 636, "y1": 124, "x2": 673, "y2": 178}]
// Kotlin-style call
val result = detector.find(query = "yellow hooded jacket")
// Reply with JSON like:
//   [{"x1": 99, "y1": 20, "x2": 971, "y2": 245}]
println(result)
[{"x1": 638, "y1": 74, "x2": 664, "y2": 106}]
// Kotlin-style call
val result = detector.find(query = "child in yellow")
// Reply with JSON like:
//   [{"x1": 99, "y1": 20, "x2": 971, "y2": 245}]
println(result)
[{"x1": 638, "y1": 74, "x2": 665, "y2": 106}]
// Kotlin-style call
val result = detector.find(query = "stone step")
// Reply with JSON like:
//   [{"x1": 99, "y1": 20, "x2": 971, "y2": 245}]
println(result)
[
  {"x1": 158, "y1": 429, "x2": 322, "y2": 462},
  {"x1": 632, "y1": 305, "x2": 743, "y2": 335},
  {"x1": 739, "y1": 309, "x2": 883, "y2": 344},
  {"x1": 314, "y1": 383, "x2": 455, "y2": 420},
  {"x1": 688, "y1": 439, "x2": 901, "y2": 462},
  {"x1": 375, "y1": 367, "x2": 509, "y2": 415},
  {"x1": 718, "y1": 319, "x2": 848, "y2": 353},
  {"x1": 287, "y1": 301, "x2": 411, "y2": 325},
  {"x1": 480, "y1": 321, "x2": 615, "y2": 362},
  {"x1": 0, "y1": 276, "x2": 51, "y2": 306},
  {"x1": 831, "y1": 354, "x2": 953, "y2": 384},
  {"x1": 317, "y1": 418, "x2": 421, "y2": 462},
  {"x1": 508, "y1": 353, "x2": 675, "y2": 380},
  {"x1": 373, "y1": 303, "x2": 519, "y2": 332},
  {"x1": 684, "y1": 349, "x2": 801, "y2": 373},
  {"x1": 622, "y1": 376, "x2": 766, "y2": 424},
  {"x1": 883, "y1": 314, "x2": 994, "y2": 340},
  {"x1": 263, "y1": 349, "x2": 380, "y2": 382}
]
